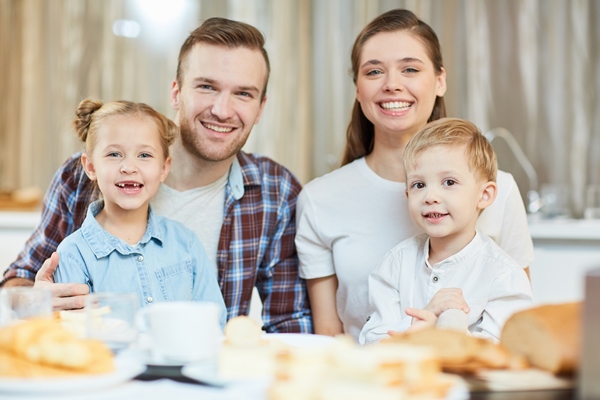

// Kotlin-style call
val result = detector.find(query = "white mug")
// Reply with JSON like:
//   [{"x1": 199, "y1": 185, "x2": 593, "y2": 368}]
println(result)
[{"x1": 136, "y1": 301, "x2": 221, "y2": 365}]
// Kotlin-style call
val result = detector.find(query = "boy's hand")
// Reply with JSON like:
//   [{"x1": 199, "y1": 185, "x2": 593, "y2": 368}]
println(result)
[
  {"x1": 423, "y1": 288, "x2": 470, "y2": 317},
  {"x1": 405, "y1": 307, "x2": 437, "y2": 332}
]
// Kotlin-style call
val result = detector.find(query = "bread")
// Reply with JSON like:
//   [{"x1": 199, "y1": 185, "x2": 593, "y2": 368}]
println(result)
[
  {"x1": 223, "y1": 315, "x2": 264, "y2": 347},
  {"x1": 0, "y1": 318, "x2": 114, "y2": 377},
  {"x1": 219, "y1": 316, "x2": 286, "y2": 379},
  {"x1": 500, "y1": 302, "x2": 581, "y2": 375},
  {"x1": 56, "y1": 306, "x2": 111, "y2": 338},
  {"x1": 383, "y1": 328, "x2": 527, "y2": 374},
  {"x1": 269, "y1": 336, "x2": 454, "y2": 400}
]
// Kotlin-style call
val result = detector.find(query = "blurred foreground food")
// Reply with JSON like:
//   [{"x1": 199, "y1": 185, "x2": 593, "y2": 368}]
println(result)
[
  {"x1": 501, "y1": 302, "x2": 581, "y2": 375},
  {"x1": 384, "y1": 328, "x2": 528, "y2": 374},
  {"x1": 221, "y1": 316, "x2": 459, "y2": 400},
  {"x1": 0, "y1": 318, "x2": 114, "y2": 377}
]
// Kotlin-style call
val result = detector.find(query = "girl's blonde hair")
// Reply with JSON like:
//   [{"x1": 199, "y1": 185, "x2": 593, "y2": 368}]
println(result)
[
  {"x1": 403, "y1": 118, "x2": 497, "y2": 182},
  {"x1": 73, "y1": 99, "x2": 177, "y2": 158}
]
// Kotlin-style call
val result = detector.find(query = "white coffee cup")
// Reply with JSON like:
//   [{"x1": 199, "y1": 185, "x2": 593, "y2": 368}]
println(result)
[{"x1": 136, "y1": 301, "x2": 221, "y2": 365}]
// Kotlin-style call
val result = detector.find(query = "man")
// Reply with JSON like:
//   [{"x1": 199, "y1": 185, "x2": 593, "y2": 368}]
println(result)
[{"x1": 2, "y1": 17, "x2": 312, "y2": 333}]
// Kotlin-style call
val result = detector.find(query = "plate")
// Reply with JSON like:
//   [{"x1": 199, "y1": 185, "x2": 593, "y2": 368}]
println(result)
[
  {"x1": 465, "y1": 368, "x2": 574, "y2": 392},
  {"x1": 0, "y1": 356, "x2": 145, "y2": 394},
  {"x1": 263, "y1": 333, "x2": 337, "y2": 348}
]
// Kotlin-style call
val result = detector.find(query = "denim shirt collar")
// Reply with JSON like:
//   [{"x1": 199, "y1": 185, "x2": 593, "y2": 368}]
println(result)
[{"x1": 80, "y1": 200, "x2": 164, "y2": 258}]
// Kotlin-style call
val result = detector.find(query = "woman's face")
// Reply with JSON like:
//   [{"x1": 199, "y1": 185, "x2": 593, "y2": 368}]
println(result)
[{"x1": 355, "y1": 30, "x2": 446, "y2": 140}]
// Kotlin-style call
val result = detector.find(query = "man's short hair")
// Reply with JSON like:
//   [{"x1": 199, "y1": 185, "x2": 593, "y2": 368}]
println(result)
[{"x1": 176, "y1": 17, "x2": 270, "y2": 100}]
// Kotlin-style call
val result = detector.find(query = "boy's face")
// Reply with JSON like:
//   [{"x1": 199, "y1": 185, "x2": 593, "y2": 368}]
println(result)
[{"x1": 405, "y1": 144, "x2": 496, "y2": 244}]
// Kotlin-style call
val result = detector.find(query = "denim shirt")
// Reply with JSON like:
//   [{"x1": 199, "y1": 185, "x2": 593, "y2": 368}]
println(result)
[{"x1": 54, "y1": 200, "x2": 226, "y2": 328}]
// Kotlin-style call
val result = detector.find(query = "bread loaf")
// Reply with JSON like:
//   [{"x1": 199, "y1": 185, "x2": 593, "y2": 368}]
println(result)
[
  {"x1": 0, "y1": 318, "x2": 114, "y2": 377},
  {"x1": 500, "y1": 302, "x2": 581, "y2": 375}
]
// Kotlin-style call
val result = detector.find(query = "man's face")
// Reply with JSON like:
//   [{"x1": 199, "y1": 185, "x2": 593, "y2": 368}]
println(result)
[{"x1": 171, "y1": 43, "x2": 268, "y2": 163}]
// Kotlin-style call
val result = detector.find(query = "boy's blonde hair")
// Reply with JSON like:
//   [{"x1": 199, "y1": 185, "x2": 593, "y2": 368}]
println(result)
[{"x1": 403, "y1": 118, "x2": 497, "y2": 182}]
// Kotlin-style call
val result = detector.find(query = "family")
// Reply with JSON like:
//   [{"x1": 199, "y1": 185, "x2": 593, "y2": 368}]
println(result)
[{"x1": 1, "y1": 9, "x2": 533, "y2": 342}]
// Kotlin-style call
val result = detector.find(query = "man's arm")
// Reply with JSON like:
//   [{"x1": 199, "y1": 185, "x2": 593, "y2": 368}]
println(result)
[
  {"x1": 1, "y1": 154, "x2": 92, "y2": 309},
  {"x1": 257, "y1": 211, "x2": 313, "y2": 333},
  {"x1": 1, "y1": 154, "x2": 89, "y2": 285},
  {"x1": 2, "y1": 278, "x2": 34, "y2": 287},
  {"x1": 256, "y1": 172, "x2": 312, "y2": 334}
]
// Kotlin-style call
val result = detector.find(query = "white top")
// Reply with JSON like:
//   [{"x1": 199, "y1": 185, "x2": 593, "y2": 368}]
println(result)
[
  {"x1": 152, "y1": 173, "x2": 227, "y2": 275},
  {"x1": 358, "y1": 232, "x2": 534, "y2": 345},
  {"x1": 296, "y1": 157, "x2": 534, "y2": 340}
]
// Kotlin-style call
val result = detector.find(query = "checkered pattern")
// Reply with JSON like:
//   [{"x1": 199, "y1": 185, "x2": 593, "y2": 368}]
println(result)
[{"x1": 3, "y1": 152, "x2": 312, "y2": 333}]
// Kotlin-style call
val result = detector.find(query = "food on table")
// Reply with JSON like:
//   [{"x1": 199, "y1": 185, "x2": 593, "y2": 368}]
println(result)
[
  {"x1": 0, "y1": 317, "x2": 114, "y2": 377},
  {"x1": 384, "y1": 327, "x2": 528, "y2": 374},
  {"x1": 219, "y1": 316, "x2": 287, "y2": 379},
  {"x1": 270, "y1": 337, "x2": 457, "y2": 400},
  {"x1": 55, "y1": 306, "x2": 111, "y2": 338},
  {"x1": 501, "y1": 302, "x2": 581, "y2": 375},
  {"x1": 220, "y1": 317, "x2": 459, "y2": 399}
]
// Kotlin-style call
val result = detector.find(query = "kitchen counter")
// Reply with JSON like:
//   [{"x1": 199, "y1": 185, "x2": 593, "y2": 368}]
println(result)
[
  {"x1": 528, "y1": 216, "x2": 600, "y2": 305},
  {"x1": 0, "y1": 211, "x2": 41, "y2": 274},
  {"x1": 528, "y1": 217, "x2": 600, "y2": 241}
]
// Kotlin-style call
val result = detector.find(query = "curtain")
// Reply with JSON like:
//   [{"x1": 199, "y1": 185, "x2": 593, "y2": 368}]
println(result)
[{"x1": 1, "y1": 0, "x2": 598, "y2": 217}]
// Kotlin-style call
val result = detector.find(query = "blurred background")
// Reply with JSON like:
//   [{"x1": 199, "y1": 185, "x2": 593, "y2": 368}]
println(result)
[{"x1": 1, "y1": 0, "x2": 599, "y2": 217}]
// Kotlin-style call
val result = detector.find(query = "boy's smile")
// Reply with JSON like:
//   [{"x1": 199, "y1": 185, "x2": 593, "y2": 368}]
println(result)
[{"x1": 405, "y1": 144, "x2": 495, "y2": 252}]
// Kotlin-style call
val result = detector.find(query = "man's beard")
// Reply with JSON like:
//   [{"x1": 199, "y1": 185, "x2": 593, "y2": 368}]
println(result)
[{"x1": 178, "y1": 112, "x2": 251, "y2": 163}]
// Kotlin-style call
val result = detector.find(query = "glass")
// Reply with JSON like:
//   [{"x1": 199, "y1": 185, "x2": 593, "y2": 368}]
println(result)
[
  {"x1": 584, "y1": 185, "x2": 600, "y2": 219},
  {"x1": 84, "y1": 292, "x2": 138, "y2": 353},
  {"x1": 540, "y1": 183, "x2": 570, "y2": 219},
  {"x1": 0, "y1": 287, "x2": 52, "y2": 326}
]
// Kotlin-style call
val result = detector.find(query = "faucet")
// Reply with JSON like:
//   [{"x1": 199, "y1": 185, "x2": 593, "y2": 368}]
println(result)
[{"x1": 484, "y1": 128, "x2": 540, "y2": 214}]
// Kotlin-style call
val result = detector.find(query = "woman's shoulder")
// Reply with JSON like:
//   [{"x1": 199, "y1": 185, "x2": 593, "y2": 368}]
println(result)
[
  {"x1": 496, "y1": 170, "x2": 517, "y2": 186},
  {"x1": 302, "y1": 158, "x2": 367, "y2": 195}
]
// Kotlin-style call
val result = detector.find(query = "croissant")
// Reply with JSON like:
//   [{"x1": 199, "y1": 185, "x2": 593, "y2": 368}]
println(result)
[{"x1": 0, "y1": 318, "x2": 113, "y2": 377}]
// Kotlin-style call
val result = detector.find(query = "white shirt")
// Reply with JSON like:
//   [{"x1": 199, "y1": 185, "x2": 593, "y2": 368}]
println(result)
[
  {"x1": 296, "y1": 157, "x2": 534, "y2": 341},
  {"x1": 358, "y1": 232, "x2": 534, "y2": 345},
  {"x1": 152, "y1": 173, "x2": 227, "y2": 275}
]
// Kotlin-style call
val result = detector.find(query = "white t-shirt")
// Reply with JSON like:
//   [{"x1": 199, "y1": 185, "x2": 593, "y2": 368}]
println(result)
[
  {"x1": 358, "y1": 232, "x2": 534, "y2": 345},
  {"x1": 151, "y1": 173, "x2": 227, "y2": 275},
  {"x1": 295, "y1": 157, "x2": 534, "y2": 341}
]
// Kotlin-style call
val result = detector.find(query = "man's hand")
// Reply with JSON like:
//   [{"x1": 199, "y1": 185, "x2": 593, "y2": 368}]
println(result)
[
  {"x1": 34, "y1": 252, "x2": 89, "y2": 310},
  {"x1": 423, "y1": 288, "x2": 470, "y2": 317}
]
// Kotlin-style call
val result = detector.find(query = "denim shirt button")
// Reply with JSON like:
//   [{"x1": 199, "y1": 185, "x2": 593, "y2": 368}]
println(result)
[
  {"x1": 137, "y1": 255, "x2": 144, "y2": 262},
  {"x1": 433, "y1": 276, "x2": 439, "y2": 282},
  {"x1": 147, "y1": 296, "x2": 153, "y2": 303}
]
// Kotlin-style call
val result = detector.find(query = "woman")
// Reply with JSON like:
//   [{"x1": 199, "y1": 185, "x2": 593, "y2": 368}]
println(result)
[{"x1": 296, "y1": 9, "x2": 533, "y2": 340}]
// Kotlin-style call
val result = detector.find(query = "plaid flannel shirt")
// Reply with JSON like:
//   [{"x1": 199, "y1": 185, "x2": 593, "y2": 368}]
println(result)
[{"x1": 2, "y1": 151, "x2": 313, "y2": 333}]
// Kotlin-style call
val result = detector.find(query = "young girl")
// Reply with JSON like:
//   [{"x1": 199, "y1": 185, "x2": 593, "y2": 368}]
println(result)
[{"x1": 53, "y1": 99, "x2": 226, "y2": 328}]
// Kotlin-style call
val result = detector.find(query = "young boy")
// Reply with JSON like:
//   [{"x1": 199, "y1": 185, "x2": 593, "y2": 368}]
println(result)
[{"x1": 359, "y1": 118, "x2": 533, "y2": 345}]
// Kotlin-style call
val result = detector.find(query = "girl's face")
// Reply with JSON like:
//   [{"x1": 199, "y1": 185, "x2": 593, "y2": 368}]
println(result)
[
  {"x1": 355, "y1": 30, "x2": 447, "y2": 140},
  {"x1": 81, "y1": 115, "x2": 171, "y2": 214}
]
